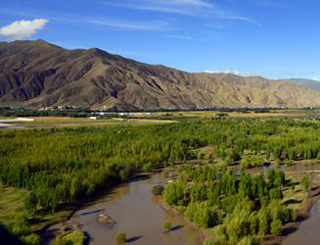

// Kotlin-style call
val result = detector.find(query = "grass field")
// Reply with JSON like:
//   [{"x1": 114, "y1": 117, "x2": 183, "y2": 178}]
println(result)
[
  {"x1": 131, "y1": 109, "x2": 318, "y2": 119},
  {"x1": 0, "y1": 117, "x2": 175, "y2": 129},
  {"x1": 1, "y1": 109, "x2": 320, "y2": 129},
  {"x1": 0, "y1": 187, "x2": 73, "y2": 233}
]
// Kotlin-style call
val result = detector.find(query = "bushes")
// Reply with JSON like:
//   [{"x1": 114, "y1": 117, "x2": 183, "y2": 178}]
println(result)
[
  {"x1": 164, "y1": 165, "x2": 290, "y2": 244},
  {"x1": 204, "y1": 225, "x2": 227, "y2": 245},
  {"x1": 290, "y1": 208, "x2": 298, "y2": 221},
  {"x1": 10, "y1": 215, "x2": 31, "y2": 237},
  {"x1": 185, "y1": 202, "x2": 220, "y2": 228},
  {"x1": 258, "y1": 209, "x2": 269, "y2": 235},
  {"x1": 152, "y1": 185, "x2": 164, "y2": 196},
  {"x1": 240, "y1": 157, "x2": 264, "y2": 169},
  {"x1": 52, "y1": 230, "x2": 85, "y2": 245},
  {"x1": 25, "y1": 192, "x2": 38, "y2": 214},
  {"x1": 270, "y1": 219, "x2": 282, "y2": 236},
  {"x1": 22, "y1": 233, "x2": 42, "y2": 245},
  {"x1": 2, "y1": 118, "x2": 320, "y2": 241},
  {"x1": 142, "y1": 162, "x2": 153, "y2": 172},
  {"x1": 301, "y1": 176, "x2": 310, "y2": 192},
  {"x1": 115, "y1": 232, "x2": 126, "y2": 245},
  {"x1": 163, "y1": 181, "x2": 188, "y2": 206},
  {"x1": 162, "y1": 221, "x2": 171, "y2": 232}
]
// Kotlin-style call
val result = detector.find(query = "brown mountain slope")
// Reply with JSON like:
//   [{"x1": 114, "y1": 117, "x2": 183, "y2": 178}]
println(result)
[{"x1": 0, "y1": 40, "x2": 320, "y2": 110}]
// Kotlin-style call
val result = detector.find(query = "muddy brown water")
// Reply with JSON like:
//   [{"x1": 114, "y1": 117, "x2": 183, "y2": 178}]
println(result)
[
  {"x1": 46, "y1": 163, "x2": 320, "y2": 245},
  {"x1": 236, "y1": 162, "x2": 320, "y2": 245},
  {"x1": 283, "y1": 199, "x2": 320, "y2": 245},
  {"x1": 255, "y1": 163, "x2": 320, "y2": 245},
  {"x1": 50, "y1": 173, "x2": 201, "y2": 245}
]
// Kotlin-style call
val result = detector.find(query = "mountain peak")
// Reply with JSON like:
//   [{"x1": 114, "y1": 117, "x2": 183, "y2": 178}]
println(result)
[{"x1": 1, "y1": 40, "x2": 320, "y2": 110}]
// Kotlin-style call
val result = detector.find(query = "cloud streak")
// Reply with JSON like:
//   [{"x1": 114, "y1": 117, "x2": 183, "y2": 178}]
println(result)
[
  {"x1": 0, "y1": 19, "x2": 48, "y2": 40},
  {"x1": 249, "y1": 0, "x2": 288, "y2": 8},
  {"x1": 100, "y1": 0, "x2": 259, "y2": 25},
  {"x1": 0, "y1": 7, "x2": 171, "y2": 32},
  {"x1": 85, "y1": 18, "x2": 171, "y2": 31},
  {"x1": 165, "y1": 34, "x2": 206, "y2": 41},
  {"x1": 204, "y1": 69, "x2": 256, "y2": 77}
]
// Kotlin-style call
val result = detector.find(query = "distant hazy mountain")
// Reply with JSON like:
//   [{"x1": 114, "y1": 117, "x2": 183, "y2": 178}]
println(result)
[
  {"x1": 1, "y1": 40, "x2": 320, "y2": 110},
  {"x1": 280, "y1": 79, "x2": 320, "y2": 92}
]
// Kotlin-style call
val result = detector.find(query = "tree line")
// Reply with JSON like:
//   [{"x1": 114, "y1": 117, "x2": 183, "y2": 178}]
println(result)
[
  {"x1": 163, "y1": 165, "x2": 295, "y2": 244},
  {"x1": 0, "y1": 118, "x2": 318, "y2": 241}
]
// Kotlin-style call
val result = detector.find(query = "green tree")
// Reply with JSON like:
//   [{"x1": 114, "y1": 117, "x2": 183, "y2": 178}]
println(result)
[
  {"x1": 162, "y1": 221, "x2": 172, "y2": 232},
  {"x1": 301, "y1": 176, "x2": 310, "y2": 192},
  {"x1": 25, "y1": 191, "x2": 38, "y2": 214},
  {"x1": 23, "y1": 233, "x2": 42, "y2": 245},
  {"x1": 152, "y1": 185, "x2": 164, "y2": 196},
  {"x1": 115, "y1": 232, "x2": 126, "y2": 245},
  {"x1": 270, "y1": 219, "x2": 282, "y2": 236},
  {"x1": 258, "y1": 210, "x2": 269, "y2": 235}
]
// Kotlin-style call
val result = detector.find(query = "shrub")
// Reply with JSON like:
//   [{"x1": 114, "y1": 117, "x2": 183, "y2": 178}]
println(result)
[
  {"x1": 25, "y1": 192, "x2": 38, "y2": 214},
  {"x1": 240, "y1": 158, "x2": 250, "y2": 169},
  {"x1": 284, "y1": 159, "x2": 294, "y2": 166},
  {"x1": 163, "y1": 181, "x2": 187, "y2": 206},
  {"x1": 185, "y1": 202, "x2": 218, "y2": 228},
  {"x1": 204, "y1": 225, "x2": 227, "y2": 245},
  {"x1": 52, "y1": 230, "x2": 85, "y2": 245},
  {"x1": 290, "y1": 209, "x2": 298, "y2": 221},
  {"x1": 152, "y1": 185, "x2": 164, "y2": 196},
  {"x1": 115, "y1": 232, "x2": 126, "y2": 245},
  {"x1": 162, "y1": 221, "x2": 172, "y2": 232},
  {"x1": 273, "y1": 159, "x2": 281, "y2": 168},
  {"x1": 22, "y1": 233, "x2": 41, "y2": 245},
  {"x1": 301, "y1": 176, "x2": 310, "y2": 192},
  {"x1": 11, "y1": 215, "x2": 31, "y2": 237},
  {"x1": 142, "y1": 162, "x2": 153, "y2": 172},
  {"x1": 258, "y1": 209, "x2": 269, "y2": 235},
  {"x1": 270, "y1": 219, "x2": 282, "y2": 236}
]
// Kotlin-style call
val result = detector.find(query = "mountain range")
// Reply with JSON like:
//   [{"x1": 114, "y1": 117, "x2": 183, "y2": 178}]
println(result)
[{"x1": 1, "y1": 40, "x2": 320, "y2": 111}]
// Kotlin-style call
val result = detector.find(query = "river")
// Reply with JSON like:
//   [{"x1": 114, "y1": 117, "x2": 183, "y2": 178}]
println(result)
[
  {"x1": 45, "y1": 162, "x2": 320, "y2": 245},
  {"x1": 50, "y1": 173, "x2": 202, "y2": 245},
  {"x1": 283, "y1": 199, "x2": 320, "y2": 245}
]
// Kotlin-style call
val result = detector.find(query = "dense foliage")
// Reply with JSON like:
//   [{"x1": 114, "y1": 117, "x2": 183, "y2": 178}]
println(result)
[
  {"x1": 1, "y1": 118, "x2": 320, "y2": 214},
  {"x1": 163, "y1": 165, "x2": 292, "y2": 244},
  {"x1": 1, "y1": 118, "x2": 319, "y2": 242}
]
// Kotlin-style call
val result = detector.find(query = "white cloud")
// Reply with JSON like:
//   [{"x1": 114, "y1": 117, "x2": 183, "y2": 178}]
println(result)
[
  {"x1": 204, "y1": 69, "x2": 241, "y2": 75},
  {"x1": 204, "y1": 69, "x2": 257, "y2": 77},
  {"x1": 0, "y1": 19, "x2": 48, "y2": 40}
]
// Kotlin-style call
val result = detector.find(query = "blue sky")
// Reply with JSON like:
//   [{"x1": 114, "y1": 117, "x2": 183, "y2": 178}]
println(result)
[{"x1": 0, "y1": 0, "x2": 320, "y2": 79}]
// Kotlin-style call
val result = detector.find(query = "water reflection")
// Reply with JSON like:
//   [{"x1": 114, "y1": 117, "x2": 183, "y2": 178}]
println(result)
[{"x1": 234, "y1": 161, "x2": 320, "y2": 175}]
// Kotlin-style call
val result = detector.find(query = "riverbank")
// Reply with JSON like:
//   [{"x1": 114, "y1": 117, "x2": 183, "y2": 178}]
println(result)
[
  {"x1": 41, "y1": 170, "x2": 204, "y2": 245},
  {"x1": 39, "y1": 165, "x2": 320, "y2": 245},
  {"x1": 260, "y1": 169, "x2": 320, "y2": 245},
  {"x1": 154, "y1": 196, "x2": 207, "y2": 244},
  {"x1": 39, "y1": 172, "x2": 158, "y2": 241},
  {"x1": 155, "y1": 190, "x2": 320, "y2": 245},
  {"x1": 264, "y1": 188, "x2": 320, "y2": 245},
  {"x1": 155, "y1": 165, "x2": 320, "y2": 245}
]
